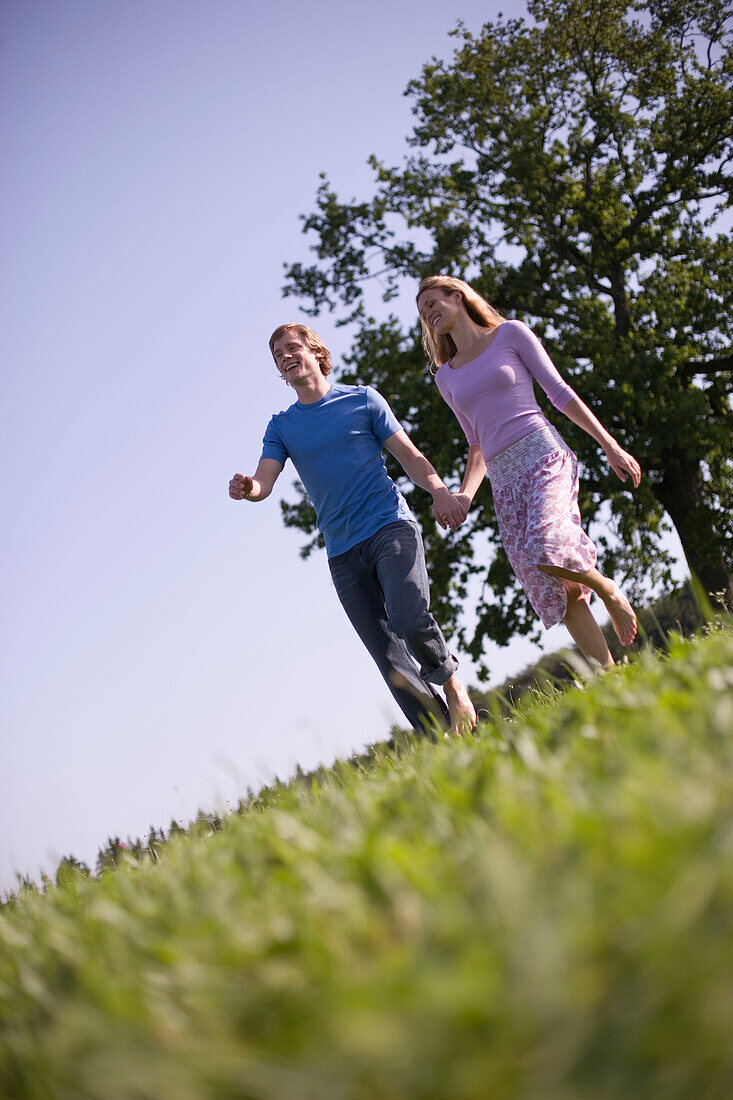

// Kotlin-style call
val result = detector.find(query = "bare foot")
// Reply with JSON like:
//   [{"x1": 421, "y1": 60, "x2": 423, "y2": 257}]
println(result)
[
  {"x1": 443, "y1": 675, "x2": 477, "y2": 737},
  {"x1": 603, "y1": 582, "x2": 637, "y2": 646}
]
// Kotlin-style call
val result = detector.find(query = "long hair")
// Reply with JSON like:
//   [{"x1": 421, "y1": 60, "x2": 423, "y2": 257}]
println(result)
[
  {"x1": 416, "y1": 276, "x2": 504, "y2": 373},
  {"x1": 268, "y1": 323, "x2": 333, "y2": 377}
]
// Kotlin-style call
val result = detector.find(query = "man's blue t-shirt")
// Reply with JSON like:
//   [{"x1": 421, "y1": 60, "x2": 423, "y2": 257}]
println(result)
[{"x1": 260, "y1": 383, "x2": 415, "y2": 558}]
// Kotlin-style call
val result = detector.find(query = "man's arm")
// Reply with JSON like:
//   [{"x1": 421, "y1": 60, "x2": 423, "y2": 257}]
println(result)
[
  {"x1": 229, "y1": 458, "x2": 284, "y2": 502},
  {"x1": 383, "y1": 429, "x2": 465, "y2": 530}
]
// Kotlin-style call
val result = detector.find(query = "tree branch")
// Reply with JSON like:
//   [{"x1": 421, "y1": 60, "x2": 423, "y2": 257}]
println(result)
[{"x1": 681, "y1": 354, "x2": 733, "y2": 377}]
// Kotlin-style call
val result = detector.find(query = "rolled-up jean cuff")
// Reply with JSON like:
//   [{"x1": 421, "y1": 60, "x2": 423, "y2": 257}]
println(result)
[{"x1": 421, "y1": 652, "x2": 459, "y2": 687}]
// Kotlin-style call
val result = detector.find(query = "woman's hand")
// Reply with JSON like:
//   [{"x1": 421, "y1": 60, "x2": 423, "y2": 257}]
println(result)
[
  {"x1": 453, "y1": 492, "x2": 472, "y2": 520},
  {"x1": 605, "y1": 444, "x2": 641, "y2": 488},
  {"x1": 432, "y1": 490, "x2": 471, "y2": 531}
]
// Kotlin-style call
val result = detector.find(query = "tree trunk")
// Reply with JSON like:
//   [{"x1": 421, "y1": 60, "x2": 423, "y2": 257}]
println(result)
[
  {"x1": 609, "y1": 261, "x2": 632, "y2": 337},
  {"x1": 655, "y1": 451, "x2": 733, "y2": 610}
]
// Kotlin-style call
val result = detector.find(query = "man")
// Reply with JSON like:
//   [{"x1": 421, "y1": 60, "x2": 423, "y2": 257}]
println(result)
[{"x1": 229, "y1": 323, "x2": 476, "y2": 736}]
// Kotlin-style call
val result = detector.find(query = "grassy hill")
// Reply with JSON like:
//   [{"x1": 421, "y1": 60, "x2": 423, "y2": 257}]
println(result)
[
  {"x1": 472, "y1": 580, "x2": 707, "y2": 716},
  {"x1": 2, "y1": 623, "x2": 732, "y2": 1099}
]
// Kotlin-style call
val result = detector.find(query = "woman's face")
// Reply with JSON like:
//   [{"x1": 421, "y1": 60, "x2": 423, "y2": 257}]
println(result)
[{"x1": 417, "y1": 287, "x2": 461, "y2": 335}]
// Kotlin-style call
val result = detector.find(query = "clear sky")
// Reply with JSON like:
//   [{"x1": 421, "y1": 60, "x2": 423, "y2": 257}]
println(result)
[{"x1": 1, "y1": 0, "x2": 687, "y2": 895}]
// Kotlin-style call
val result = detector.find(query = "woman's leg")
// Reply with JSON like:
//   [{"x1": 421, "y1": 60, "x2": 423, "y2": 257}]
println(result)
[
  {"x1": 560, "y1": 582, "x2": 614, "y2": 667},
  {"x1": 538, "y1": 564, "x2": 637, "y2": 647}
]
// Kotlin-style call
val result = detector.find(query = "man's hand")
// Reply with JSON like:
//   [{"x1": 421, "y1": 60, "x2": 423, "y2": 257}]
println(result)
[
  {"x1": 228, "y1": 459, "x2": 283, "y2": 503},
  {"x1": 432, "y1": 487, "x2": 468, "y2": 532},
  {"x1": 229, "y1": 473, "x2": 255, "y2": 500}
]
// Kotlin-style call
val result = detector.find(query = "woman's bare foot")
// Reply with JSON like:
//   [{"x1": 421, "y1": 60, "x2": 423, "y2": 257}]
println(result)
[
  {"x1": 603, "y1": 581, "x2": 637, "y2": 646},
  {"x1": 443, "y1": 675, "x2": 477, "y2": 737}
]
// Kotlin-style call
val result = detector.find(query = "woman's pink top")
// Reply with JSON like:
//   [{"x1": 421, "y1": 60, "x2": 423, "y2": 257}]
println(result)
[{"x1": 434, "y1": 320, "x2": 578, "y2": 461}]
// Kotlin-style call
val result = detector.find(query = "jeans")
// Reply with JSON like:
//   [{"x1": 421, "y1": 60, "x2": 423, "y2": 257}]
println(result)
[{"x1": 328, "y1": 520, "x2": 458, "y2": 734}]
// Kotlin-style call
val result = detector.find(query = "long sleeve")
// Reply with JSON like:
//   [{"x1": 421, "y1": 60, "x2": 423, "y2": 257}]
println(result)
[{"x1": 510, "y1": 322, "x2": 577, "y2": 412}]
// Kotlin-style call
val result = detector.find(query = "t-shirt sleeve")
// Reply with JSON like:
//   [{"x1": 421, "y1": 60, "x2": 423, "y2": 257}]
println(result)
[
  {"x1": 364, "y1": 386, "x2": 404, "y2": 444},
  {"x1": 435, "y1": 371, "x2": 479, "y2": 447},
  {"x1": 260, "y1": 415, "x2": 289, "y2": 466},
  {"x1": 511, "y1": 321, "x2": 577, "y2": 411}
]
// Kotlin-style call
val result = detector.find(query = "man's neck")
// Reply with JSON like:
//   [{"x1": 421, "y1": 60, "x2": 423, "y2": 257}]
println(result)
[{"x1": 295, "y1": 375, "x2": 332, "y2": 405}]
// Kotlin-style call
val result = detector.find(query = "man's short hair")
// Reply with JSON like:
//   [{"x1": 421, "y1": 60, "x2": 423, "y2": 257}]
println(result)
[{"x1": 269, "y1": 323, "x2": 332, "y2": 377}]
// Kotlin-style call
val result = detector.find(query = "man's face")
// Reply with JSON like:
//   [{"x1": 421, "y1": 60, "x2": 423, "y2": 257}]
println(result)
[{"x1": 272, "y1": 331, "x2": 322, "y2": 385}]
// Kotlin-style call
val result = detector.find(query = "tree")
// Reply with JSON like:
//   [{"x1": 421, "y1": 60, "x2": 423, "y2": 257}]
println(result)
[
  {"x1": 282, "y1": 0, "x2": 733, "y2": 676},
  {"x1": 55, "y1": 855, "x2": 91, "y2": 887},
  {"x1": 95, "y1": 836, "x2": 128, "y2": 875}
]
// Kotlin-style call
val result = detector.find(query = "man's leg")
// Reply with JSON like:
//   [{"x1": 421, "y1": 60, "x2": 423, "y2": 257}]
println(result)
[
  {"x1": 328, "y1": 543, "x2": 449, "y2": 735},
  {"x1": 368, "y1": 522, "x2": 476, "y2": 734}
]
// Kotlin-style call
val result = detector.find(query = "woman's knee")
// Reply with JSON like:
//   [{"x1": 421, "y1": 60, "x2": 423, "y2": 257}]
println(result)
[
  {"x1": 563, "y1": 580, "x2": 586, "y2": 603},
  {"x1": 563, "y1": 591, "x2": 590, "y2": 626}
]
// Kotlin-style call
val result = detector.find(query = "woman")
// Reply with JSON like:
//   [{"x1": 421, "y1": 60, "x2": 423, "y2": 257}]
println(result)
[{"x1": 416, "y1": 275, "x2": 641, "y2": 667}]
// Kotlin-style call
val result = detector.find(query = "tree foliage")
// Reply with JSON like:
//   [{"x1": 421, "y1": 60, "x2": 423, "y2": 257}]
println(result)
[{"x1": 282, "y1": 0, "x2": 733, "y2": 674}]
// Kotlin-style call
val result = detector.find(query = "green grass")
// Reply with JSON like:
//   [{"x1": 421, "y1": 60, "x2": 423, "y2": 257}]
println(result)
[{"x1": 2, "y1": 627, "x2": 733, "y2": 1099}]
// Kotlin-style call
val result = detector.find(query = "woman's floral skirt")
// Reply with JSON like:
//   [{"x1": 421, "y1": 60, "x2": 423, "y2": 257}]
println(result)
[{"x1": 486, "y1": 423, "x2": 597, "y2": 629}]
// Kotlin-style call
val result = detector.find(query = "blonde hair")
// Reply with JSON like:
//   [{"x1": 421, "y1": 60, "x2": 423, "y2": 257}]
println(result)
[
  {"x1": 268, "y1": 323, "x2": 332, "y2": 377},
  {"x1": 416, "y1": 276, "x2": 504, "y2": 373}
]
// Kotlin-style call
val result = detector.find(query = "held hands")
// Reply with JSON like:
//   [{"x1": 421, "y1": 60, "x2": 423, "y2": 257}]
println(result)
[
  {"x1": 229, "y1": 473, "x2": 255, "y2": 500},
  {"x1": 432, "y1": 489, "x2": 471, "y2": 532},
  {"x1": 605, "y1": 444, "x2": 642, "y2": 488}
]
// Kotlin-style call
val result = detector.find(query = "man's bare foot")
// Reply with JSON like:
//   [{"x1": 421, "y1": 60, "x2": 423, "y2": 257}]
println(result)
[
  {"x1": 443, "y1": 675, "x2": 477, "y2": 737},
  {"x1": 603, "y1": 582, "x2": 637, "y2": 646}
]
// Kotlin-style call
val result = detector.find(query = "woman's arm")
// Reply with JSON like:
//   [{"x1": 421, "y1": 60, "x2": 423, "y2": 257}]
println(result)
[
  {"x1": 512, "y1": 323, "x2": 640, "y2": 487},
  {"x1": 453, "y1": 445, "x2": 487, "y2": 519},
  {"x1": 562, "y1": 397, "x2": 641, "y2": 487}
]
